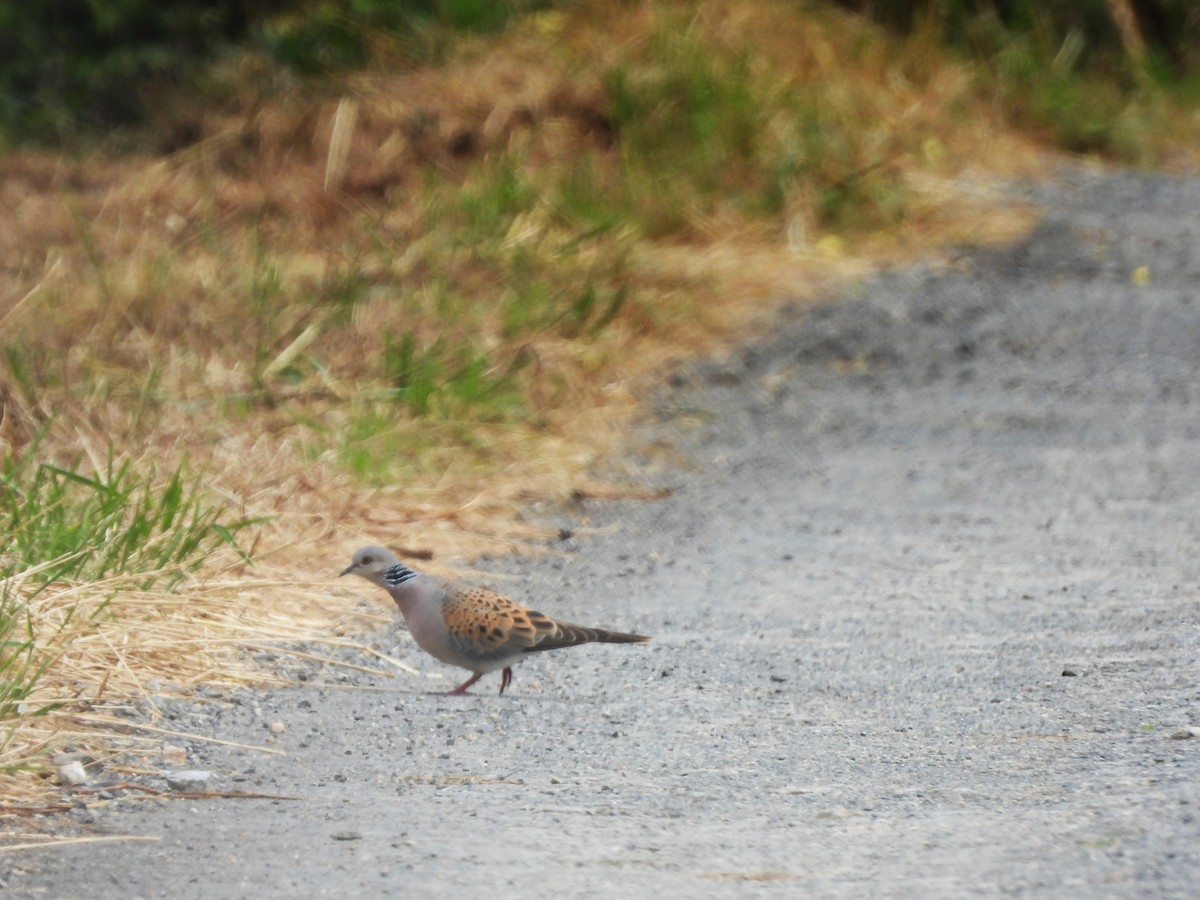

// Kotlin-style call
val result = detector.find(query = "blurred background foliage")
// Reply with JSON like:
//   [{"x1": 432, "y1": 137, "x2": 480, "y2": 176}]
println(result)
[
  {"x1": 0, "y1": 0, "x2": 548, "y2": 142},
  {"x1": 1, "y1": 0, "x2": 1197, "y2": 145},
  {"x1": 835, "y1": 0, "x2": 1198, "y2": 70}
]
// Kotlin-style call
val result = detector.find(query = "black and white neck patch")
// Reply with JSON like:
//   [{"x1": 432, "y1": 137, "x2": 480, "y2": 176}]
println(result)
[{"x1": 383, "y1": 564, "x2": 419, "y2": 588}]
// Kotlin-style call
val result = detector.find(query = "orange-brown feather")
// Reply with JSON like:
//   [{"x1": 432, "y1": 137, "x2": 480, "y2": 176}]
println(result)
[
  {"x1": 439, "y1": 583, "x2": 649, "y2": 663},
  {"x1": 441, "y1": 586, "x2": 557, "y2": 660}
]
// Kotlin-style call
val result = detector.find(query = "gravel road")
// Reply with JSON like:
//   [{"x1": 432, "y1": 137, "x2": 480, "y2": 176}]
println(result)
[{"x1": 7, "y1": 168, "x2": 1200, "y2": 897}]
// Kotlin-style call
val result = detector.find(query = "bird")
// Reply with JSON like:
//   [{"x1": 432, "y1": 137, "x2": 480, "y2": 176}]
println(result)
[{"x1": 340, "y1": 546, "x2": 651, "y2": 695}]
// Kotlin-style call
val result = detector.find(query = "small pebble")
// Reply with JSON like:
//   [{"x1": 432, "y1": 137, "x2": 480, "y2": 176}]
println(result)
[
  {"x1": 69, "y1": 806, "x2": 97, "y2": 825},
  {"x1": 165, "y1": 770, "x2": 213, "y2": 792},
  {"x1": 55, "y1": 760, "x2": 89, "y2": 786},
  {"x1": 269, "y1": 721, "x2": 286, "y2": 735}
]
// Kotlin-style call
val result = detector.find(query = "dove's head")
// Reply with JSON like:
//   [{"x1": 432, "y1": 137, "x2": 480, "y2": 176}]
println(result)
[
  {"x1": 340, "y1": 545, "x2": 402, "y2": 582},
  {"x1": 341, "y1": 546, "x2": 422, "y2": 592}
]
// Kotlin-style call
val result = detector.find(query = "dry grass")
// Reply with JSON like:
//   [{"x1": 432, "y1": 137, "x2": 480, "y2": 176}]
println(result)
[{"x1": 3, "y1": 0, "x2": 1190, "y2": 812}]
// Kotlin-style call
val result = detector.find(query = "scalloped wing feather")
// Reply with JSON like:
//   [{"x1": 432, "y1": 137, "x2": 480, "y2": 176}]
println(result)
[{"x1": 441, "y1": 585, "x2": 558, "y2": 662}]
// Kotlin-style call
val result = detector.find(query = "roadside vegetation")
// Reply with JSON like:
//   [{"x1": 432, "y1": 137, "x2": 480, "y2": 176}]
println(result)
[{"x1": 2, "y1": 0, "x2": 1198, "y2": 806}]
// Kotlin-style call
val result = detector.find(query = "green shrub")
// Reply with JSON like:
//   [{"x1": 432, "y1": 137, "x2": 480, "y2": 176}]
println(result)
[
  {"x1": 0, "y1": 0, "x2": 258, "y2": 140},
  {"x1": 834, "y1": 1, "x2": 1199, "y2": 73},
  {"x1": 0, "y1": 1, "x2": 558, "y2": 142}
]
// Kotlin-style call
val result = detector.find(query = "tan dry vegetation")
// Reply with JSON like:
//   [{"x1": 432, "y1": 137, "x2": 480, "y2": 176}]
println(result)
[{"x1": 0, "y1": 0, "x2": 1079, "y2": 807}]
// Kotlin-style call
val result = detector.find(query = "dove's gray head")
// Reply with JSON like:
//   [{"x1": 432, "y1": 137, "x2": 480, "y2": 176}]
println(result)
[{"x1": 340, "y1": 546, "x2": 420, "y2": 589}]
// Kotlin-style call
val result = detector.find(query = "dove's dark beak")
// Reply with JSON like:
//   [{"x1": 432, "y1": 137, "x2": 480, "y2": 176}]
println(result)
[{"x1": 339, "y1": 564, "x2": 356, "y2": 577}]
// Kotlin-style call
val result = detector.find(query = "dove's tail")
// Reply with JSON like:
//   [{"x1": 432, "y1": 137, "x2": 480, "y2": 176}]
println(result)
[{"x1": 525, "y1": 622, "x2": 651, "y2": 653}]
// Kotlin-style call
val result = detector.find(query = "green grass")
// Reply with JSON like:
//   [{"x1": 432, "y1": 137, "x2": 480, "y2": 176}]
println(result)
[
  {"x1": 0, "y1": 440, "x2": 254, "y2": 591},
  {"x1": 248, "y1": 239, "x2": 287, "y2": 397},
  {"x1": 382, "y1": 330, "x2": 525, "y2": 417},
  {"x1": 987, "y1": 29, "x2": 1139, "y2": 157},
  {"x1": 0, "y1": 581, "x2": 60, "y2": 725},
  {"x1": 317, "y1": 10, "x2": 921, "y2": 480},
  {"x1": 909, "y1": 3, "x2": 1191, "y2": 166},
  {"x1": 260, "y1": 0, "x2": 543, "y2": 75},
  {"x1": 335, "y1": 403, "x2": 531, "y2": 485},
  {"x1": 0, "y1": 437, "x2": 257, "y2": 734},
  {"x1": 600, "y1": 20, "x2": 909, "y2": 237},
  {"x1": 319, "y1": 153, "x2": 641, "y2": 480},
  {"x1": 335, "y1": 329, "x2": 529, "y2": 480}
]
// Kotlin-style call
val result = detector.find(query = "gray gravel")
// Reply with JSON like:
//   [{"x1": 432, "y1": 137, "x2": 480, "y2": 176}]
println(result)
[{"x1": 7, "y1": 168, "x2": 1200, "y2": 898}]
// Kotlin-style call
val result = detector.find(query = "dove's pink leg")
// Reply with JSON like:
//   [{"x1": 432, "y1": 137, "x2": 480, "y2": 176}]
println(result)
[
  {"x1": 498, "y1": 667, "x2": 513, "y2": 695},
  {"x1": 444, "y1": 672, "x2": 484, "y2": 695}
]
